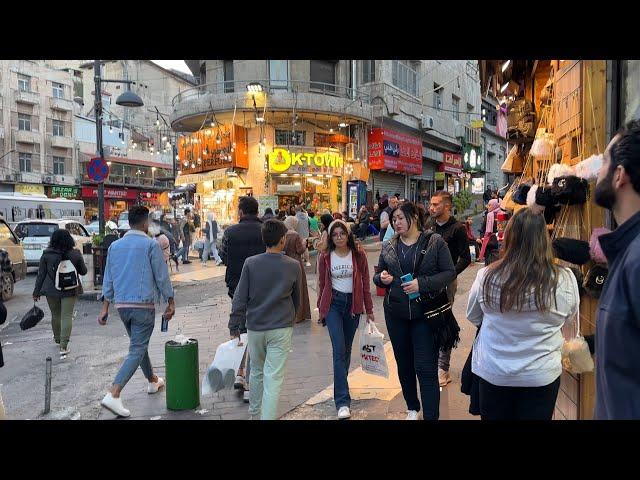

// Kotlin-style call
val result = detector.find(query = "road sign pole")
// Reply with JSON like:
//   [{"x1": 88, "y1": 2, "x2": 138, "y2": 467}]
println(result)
[{"x1": 94, "y1": 60, "x2": 106, "y2": 237}]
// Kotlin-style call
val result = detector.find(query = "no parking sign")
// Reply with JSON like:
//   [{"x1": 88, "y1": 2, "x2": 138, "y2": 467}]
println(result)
[{"x1": 87, "y1": 157, "x2": 110, "y2": 183}]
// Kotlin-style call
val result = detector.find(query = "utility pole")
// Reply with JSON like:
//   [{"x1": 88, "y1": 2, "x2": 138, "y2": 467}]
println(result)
[{"x1": 93, "y1": 60, "x2": 106, "y2": 236}]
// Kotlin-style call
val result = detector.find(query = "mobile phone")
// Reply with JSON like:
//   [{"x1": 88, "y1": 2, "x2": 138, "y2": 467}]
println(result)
[
  {"x1": 161, "y1": 314, "x2": 169, "y2": 332},
  {"x1": 400, "y1": 273, "x2": 420, "y2": 300}
]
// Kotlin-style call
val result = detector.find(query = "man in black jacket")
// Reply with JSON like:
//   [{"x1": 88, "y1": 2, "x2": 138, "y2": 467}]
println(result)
[
  {"x1": 219, "y1": 196, "x2": 266, "y2": 402},
  {"x1": 428, "y1": 190, "x2": 471, "y2": 387}
]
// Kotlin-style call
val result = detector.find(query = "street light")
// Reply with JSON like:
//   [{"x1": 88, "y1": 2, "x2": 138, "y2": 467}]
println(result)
[{"x1": 94, "y1": 60, "x2": 144, "y2": 236}]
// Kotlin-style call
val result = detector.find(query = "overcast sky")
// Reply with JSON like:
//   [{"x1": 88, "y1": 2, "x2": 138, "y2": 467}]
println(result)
[{"x1": 151, "y1": 60, "x2": 191, "y2": 74}]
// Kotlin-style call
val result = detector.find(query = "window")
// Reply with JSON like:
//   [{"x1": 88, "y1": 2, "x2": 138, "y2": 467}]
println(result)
[
  {"x1": 452, "y1": 95, "x2": 460, "y2": 121},
  {"x1": 18, "y1": 74, "x2": 31, "y2": 92},
  {"x1": 361, "y1": 60, "x2": 375, "y2": 84},
  {"x1": 433, "y1": 83, "x2": 443, "y2": 111},
  {"x1": 52, "y1": 82, "x2": 64, "y2": 99},
  {"x1": 53, "y1": 156, "x2": 65, "y2": 175},
  {"x1": 310, "y1": 60, "x2": 337, "y2": 92},
  {"x1": 275, "y1": 130, "x2": 306, "y2": 146},
  {"x1": 19, "y1": 152, "x2": 32, "y2": 172},
  {"x1": 392, "y1": 61, "x2": 418, "y2": 97},
  {"x1": 223, "y1": 60, "x2": 234, "y2": 93},
  {"x1": 467, "y1": 103, "x2": 474, "y2": 122},
  {"x1": 481, "y1": 100, "x2": 497, "y2": 126},
  {"x1": 52, "y1": 120, "x2": 64, "y2": 136},
  {"x1": 18, "y1": 114, "x2": 31, "y2": 131},
  {"x1": 269, "y1": 60, "x2": 288, "y2": 89}
]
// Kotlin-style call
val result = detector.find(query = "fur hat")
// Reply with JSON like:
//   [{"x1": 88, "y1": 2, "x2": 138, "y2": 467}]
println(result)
[{"x1": 552, "y1": 237, "x2": 591, "y2": 265}]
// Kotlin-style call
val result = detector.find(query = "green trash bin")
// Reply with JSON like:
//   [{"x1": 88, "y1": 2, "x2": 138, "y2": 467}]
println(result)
[{"x1": 165, "y1": 339, "x2": 200, "y2": 410}]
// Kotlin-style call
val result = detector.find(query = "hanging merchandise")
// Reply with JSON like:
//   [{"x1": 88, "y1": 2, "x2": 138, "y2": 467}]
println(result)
[
  {"x1": 496, "y1": 103, "x2": 508, "y2": 138},
  {"x1": 534, "y1": 185, "x2": 557, "y2": 208},
  {"x1": 501, "y1": 144, "x2": 525, "y2": 174},
  {"x1": 547, "y1": 163, "x2": 575, "y2": 185},
  {"x1": 550, "y1": 175, "x2": 590, "y2": 205},
  {"x1": 561, "y1": 314, "x2": 594, "y2": 375},
  {"x1": 552, "y1": 238, "x2": 591, "y2": 266},
  {"x1": 574, "y1": 154, "x2": 604, "y2": 182},
  {"x1": 589, "y1": 227, "x2": 612, "y2": 264},
  {"x1": 507, "y1": 98, "x2": 538, "y2": 141},
  {"x1": 530, "y1": 132, "x2": 556, "y2": 159},
  {"x1": 512, "y1": 182, "x2": 532, "y2": 205},
  {"x1": 583, "y1": 264, "x2": 608, "y2": 299}
]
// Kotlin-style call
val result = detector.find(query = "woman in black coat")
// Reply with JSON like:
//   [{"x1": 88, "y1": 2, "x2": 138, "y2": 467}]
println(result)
[
  {"x1": 373, "y1": 202, "x2": 456, "y2": 420},
  {"x1": 33, "y1": 229, "x2": 87, "y2": 359}
]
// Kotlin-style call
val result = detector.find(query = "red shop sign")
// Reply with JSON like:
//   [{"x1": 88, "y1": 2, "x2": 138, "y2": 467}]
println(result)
[
  {"x1": 139, "y1": 191, "x2": 159, "y2": 202},
  {"x1": 439, "y1": 152, "x2": 463, "y2": 175},
  {"x1": 82, "y1": 186, "x2": 139, "y2": 200},
  {"x1": 368, "y1": 128, "x2": 422, "y2": 175}
]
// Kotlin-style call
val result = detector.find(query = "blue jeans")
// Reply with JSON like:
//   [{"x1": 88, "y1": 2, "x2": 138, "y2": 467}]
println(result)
[
  {"x1": 203, "y1": 238, "x2": 221, "y2": 263},
  {"x1": 113, "y1": 308, "x2": 155, "y2": 388},
  {"x1": 177, "y1": 241, "x2": 191, "y2": 262},
  {"x1": 385, "y1": 308, "x2": 440, "y2": 420},
  {"x1": 325, "y1": 290, "x2": 360, "y2": 410}
]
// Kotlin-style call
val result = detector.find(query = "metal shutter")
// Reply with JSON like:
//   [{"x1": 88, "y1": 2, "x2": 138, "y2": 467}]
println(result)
[{"x1": 372, "y1": 171, "x2": 406, "y2": 199}]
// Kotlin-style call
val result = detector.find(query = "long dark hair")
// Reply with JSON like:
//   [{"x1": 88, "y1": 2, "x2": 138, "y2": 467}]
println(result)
[
  {"x1": 482, "y1": 208, "x2": 559, "y2": 312},
  {"x1": 390, "y1": 201, "x2": 425, "y2": 233},
  {"x1": 49, "y1": 229, "x2": 75, "y2": 252},
  {"x1": 327, "y1": 221, "x2": 357, "y2": 252}
]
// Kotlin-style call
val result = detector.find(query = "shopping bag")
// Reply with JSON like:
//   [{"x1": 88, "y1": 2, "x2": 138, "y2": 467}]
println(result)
[
  {"x1": 201, "y1": 333, "x2": 247, "y2": 395},
  {"x1": 359, "y1": 322, "x2": 389, "y2": 379},
  {"x1": 19, "y1": 304, "x2": 44, "y2": 331}
]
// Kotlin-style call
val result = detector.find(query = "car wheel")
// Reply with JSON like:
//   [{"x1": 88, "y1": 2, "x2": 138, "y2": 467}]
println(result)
[{"x1": 2, "y1": 272, "x2": 14, "y2": 301}]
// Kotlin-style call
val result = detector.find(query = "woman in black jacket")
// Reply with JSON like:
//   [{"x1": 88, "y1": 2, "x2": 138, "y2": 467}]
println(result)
[
  {"x1": 33, "y1": 229, "x2": 87, "y2": 359},
  {"x1": 373, "y1": 202, "x2": 456, "y2": 420}
]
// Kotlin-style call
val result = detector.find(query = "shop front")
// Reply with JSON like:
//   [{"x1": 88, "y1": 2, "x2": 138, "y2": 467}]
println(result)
[
  {"x1": 438, "y1": 152, "x2": 463, "y2": 194},
  {"x1": 462, "y1": 144, "x2": 486, "y2": 193},
  {"x1": 368, "y1": 128, "x2": 422, "y2": 200},
  {"x1": 81, "y1": 186, "x2": 138, "y2": 223},
  {"x1": 267, "y1": 147, "x2": 343, "y2": 213},
  {"x1": 15, "y1": 184, "x2": 45, "y2": 196},
  {"x1": 47, "y1": 186, "x2": 80, "y2": 200}
]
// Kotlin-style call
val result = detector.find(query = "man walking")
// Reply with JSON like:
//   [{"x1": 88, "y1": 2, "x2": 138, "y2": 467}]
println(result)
[
  {"x1": 177, "y1": 208, "x2": 195, "y2": 264},
  {"x1": 220, "y1": 196, "x2": 266, "y2": 401},
  {"x1": 428, "y1": 190, "x2": 471, "y2": 387},
  {"x1": 228, "y1": 219, "x2": 302, "y2": 420},
  {"x1": 201, "y1": 212, "x2": 223, "y2": 267},
  {"x1": 98, "y1": 206, "x2": 175, "y2": 418},
  {"x1": 295, "y1": 205, "x2": 311, "y2": 267},
  {"x1": 379, "y1": 195, "x2": 399, "y2": 241},
  {"x1": 592, "y1": 121, "x2": 640, "y2": 419}
]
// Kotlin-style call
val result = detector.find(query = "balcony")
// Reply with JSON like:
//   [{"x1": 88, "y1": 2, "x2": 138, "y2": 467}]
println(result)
[
  {"x1": 170, "y1": 79, "x2": 373, "y2": 132},
  {"x1": 14, "y1": 89, "x2": 40, "y2": 105},
  {"x1": 50, "y1": 135, "x2": 74, "y2": 149},
  {"x1": 50, "y1": 97, "x2": 73, "y2": 111},
  {"x1": 14, "y1": 129, "x2": 40, "y2": 144}
]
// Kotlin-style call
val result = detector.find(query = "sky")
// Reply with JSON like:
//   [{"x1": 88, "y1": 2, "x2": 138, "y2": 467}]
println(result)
[{"x1": 151, "y1": 60, "x2": 191, "y2": 75}]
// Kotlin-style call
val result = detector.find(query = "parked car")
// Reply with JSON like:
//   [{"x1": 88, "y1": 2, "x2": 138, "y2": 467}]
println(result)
[
  {"x1": 0, "y1": 218, "x2": 27, "y2": 300},
  {"x1": 85, "y1": 221, "x2": 100, "y2": 235},
  {"x1": 117, "y1": 211, "x2": 130, "y2": 232},
  {"x1": 14, "y1": 219, "x2": 92, "y2": 268}
]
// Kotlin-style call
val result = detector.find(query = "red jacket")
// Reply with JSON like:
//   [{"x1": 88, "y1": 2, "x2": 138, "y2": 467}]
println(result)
[{"x1": 317, "y1": 248, "x2": 374, "y2": 319}]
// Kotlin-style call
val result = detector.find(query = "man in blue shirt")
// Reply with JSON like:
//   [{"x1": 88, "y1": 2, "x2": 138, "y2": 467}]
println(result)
[
  {"x1": 98, "y1": 206, "x2": 175, "y2": 418},
  {"x1": 592, "y1": 120, "x2": 640, "y2": 419}
]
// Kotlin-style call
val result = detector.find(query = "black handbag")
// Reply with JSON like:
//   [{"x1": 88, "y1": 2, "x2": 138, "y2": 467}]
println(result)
[
  {"x1": 19, "y1": 304, "x2": 45, "y2": 331},
  {"x1": 583, "y1": 264, "x2": 608, "y2": 299},
  {"x1": 551, "y1": 175, "x2": 589, "y2": 205},
  {"x1": 413, "y1": 247, "x2": 461, "y2": 353},
  {"x1": 512, "y1": 183, "x2": 531, "y2": 205}
]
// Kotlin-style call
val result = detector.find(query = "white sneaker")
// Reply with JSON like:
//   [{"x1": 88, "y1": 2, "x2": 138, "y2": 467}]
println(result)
[
  {"x1": 243, "y1": 390, "x2": 250, "y2": 403},
  {"x1": 147, "y1": 377, "x2": 165, "y2": 394},
  {"x1": 406, "y1": 410, "x2": 420, "y2": 420},
  {"x1": 100, "y1": 392, "x2": 131, "y2": 417},
  {"x1": 438, "y1": 369, "x2": 452, "y2": 387},
  {"x1": 337, "y1": 406, "x2": 351, "y2": 419},
  {"x1": 215, "y1": 260, "x2": 223, "y2": 266}
]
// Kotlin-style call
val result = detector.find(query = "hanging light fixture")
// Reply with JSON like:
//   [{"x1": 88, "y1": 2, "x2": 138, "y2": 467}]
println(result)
[
  {"x1": 501, "y1": 60, "x2": 511, "y2": 73},
  {"x1": 216, "y1": 133, "x2": 221, "y2": 145}
]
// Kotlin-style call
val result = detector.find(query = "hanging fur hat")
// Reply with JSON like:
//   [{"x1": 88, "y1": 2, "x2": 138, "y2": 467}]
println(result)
[
  {"x1": 547, "y1": 163, "x2": 575, "y2": 185},
  {"x1": 550, "y1": 176, "x2": 590, "y2": 205},
  {"x1": 552, "y1": 238, "x2": 591, "y2": 265},
  {"x1": 574, "y1": 154, "x2": 604, "y2": 182}
]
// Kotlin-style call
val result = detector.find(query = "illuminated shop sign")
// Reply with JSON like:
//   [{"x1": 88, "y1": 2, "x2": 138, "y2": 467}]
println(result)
[{"x1": 268, "y1": 148, "x2": 343, "y2": 175}]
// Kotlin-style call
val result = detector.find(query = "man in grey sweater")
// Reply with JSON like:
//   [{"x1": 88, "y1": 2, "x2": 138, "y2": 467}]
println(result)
[{"x1": 229, "y1": 219, "x2": 302, "y2": 420}]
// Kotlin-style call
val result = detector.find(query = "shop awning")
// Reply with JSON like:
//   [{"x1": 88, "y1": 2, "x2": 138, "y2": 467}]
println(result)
[{"x1": 174, "y1": 169, "x2": 229, "y2": 186}]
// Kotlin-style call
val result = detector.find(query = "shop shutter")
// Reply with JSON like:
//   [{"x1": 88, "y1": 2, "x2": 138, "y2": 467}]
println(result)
[{"x1": 372, "y1": 171, "x2": 406, "y2": 200}]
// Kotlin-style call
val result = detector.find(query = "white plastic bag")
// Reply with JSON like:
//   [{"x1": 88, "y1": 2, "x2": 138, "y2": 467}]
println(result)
[
  {"x1": 561, "y1": 315, "x2": 594, "y2": 374},
  {"x1": 201, "y1": 334, "x2": 247, "y2": 396},
  {"x1": 359, "y1": 322, "x2": 389, "y2": 379}
]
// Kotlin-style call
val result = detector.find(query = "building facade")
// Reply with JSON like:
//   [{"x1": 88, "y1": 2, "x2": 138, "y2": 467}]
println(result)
[
  {"x1": 0, "y1": 60, "x2": 77, "y2": 196},
  {"x1": 480, "y1": 95, "x2": 509, "y2": 194}
]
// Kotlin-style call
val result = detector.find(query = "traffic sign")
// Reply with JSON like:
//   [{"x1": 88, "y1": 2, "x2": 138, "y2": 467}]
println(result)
[{"x1": 87, "y1": 157, "x2": 110, "y2": 183}]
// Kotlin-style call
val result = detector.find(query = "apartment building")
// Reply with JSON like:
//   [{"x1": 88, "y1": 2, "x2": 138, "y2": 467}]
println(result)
[{"x1": 0, "y1": 60, "x2": 77, "y2": 196}]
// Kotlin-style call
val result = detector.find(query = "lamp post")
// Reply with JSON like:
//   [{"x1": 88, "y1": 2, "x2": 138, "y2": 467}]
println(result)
[{"x1": 93, "y1": 60, "x2": 144, "y2": 236}]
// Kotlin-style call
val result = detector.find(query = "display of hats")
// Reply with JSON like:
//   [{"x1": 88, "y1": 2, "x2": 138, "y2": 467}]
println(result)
[
  {"x1": 513, "y1": 183, "x2": 531, "y2": 205},
  {"x1": 552, "y1": 237, "x2": 591, "y2": 265},
  {"x1": 547, "y1": 163, "x2": 575, "y2": 185},
  {"x1": 574, "y1": 154, "x2": 604, "y2": 182},
  {"x1": 550, "y1": 175, "x2": 590, "y2": 205},
  {"x1": 535, "y1": 185, "x2": 558, "y2": 207},
  {"x1": 544, "y1": 204, "x2": 561, "y2": 225}
]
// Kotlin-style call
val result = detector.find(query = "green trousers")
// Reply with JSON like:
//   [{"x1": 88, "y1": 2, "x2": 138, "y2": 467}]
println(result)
[
  {"x1": 247, "y1": 327, "x2": 293, "y2": 420},
  {"x1": 46, "y1": 296, "x2": 77, "y2": 349}
]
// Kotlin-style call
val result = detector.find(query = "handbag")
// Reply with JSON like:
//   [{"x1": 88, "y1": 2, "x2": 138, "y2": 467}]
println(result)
[
  {"x1": 589, "y1": 227, "x2": 611, "y2": 264},
  {"x1": 499, "y1": 189, "x2": 517, "y2": 212},
  {"x1": 583, "y1": 264, "x2": 608, "y2": 299},
  {"x1": 512, "y1": 183, "x2": 531, "y2": 205},
  {"x1": 413, "y1": 247, "x2": 460, "y2": 352},
  {"x1": 20, "y1": 303, "x2": 45, "y2": 331},
  {"x1": 561, "y1": 314, "x2": 594, "y2": 374},
  {"x1": 550, "y1": 175, "x2": 589, "y2": 205},
  {"x1": 552, "y1": 238, "x2": 591, "y2": 266}
]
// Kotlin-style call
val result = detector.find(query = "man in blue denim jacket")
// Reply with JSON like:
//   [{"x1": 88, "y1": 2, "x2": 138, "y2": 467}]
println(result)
[{"x1": 98, "y1": 206, "x2": 175, "y2": 418}]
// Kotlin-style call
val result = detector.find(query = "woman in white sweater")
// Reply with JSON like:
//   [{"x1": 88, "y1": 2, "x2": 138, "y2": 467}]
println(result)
[{"x1": 466, "y1": 208, "x2": 580, "y2": 420}]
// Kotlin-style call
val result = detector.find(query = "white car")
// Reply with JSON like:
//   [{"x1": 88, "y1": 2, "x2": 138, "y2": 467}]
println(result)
[
  {"x1": 117, "y1": 211, "x2": 130, "y2": 231},
  {"x1": 14, "y1": 219, "x2": 92, "y2": 268}
]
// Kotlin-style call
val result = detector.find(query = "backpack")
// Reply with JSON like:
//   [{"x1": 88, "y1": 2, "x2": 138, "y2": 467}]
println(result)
[
  {"x1": 55, "y1": 253, "x2": 79, "y2": 291},
  {"x1": 193, "y1": 213, "x2": 201, "y2": 228}
]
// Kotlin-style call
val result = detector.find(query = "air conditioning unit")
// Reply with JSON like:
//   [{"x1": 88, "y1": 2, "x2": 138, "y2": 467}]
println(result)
[
  {"x1": 74, "y1": 178, "x2": 81, "y2": 185},
  {"x1": 4, "y1": 175, "x2": 11, "y2": 181},
  {"x1": 43, "y1": 175, "x2": 53, "y2": 184},
  {"x1": 13, "y1": 173, "x2": 21, "y2": 182},
  {"x1": 420, "y1": 114, "x2": 435, "y2": 131}
]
